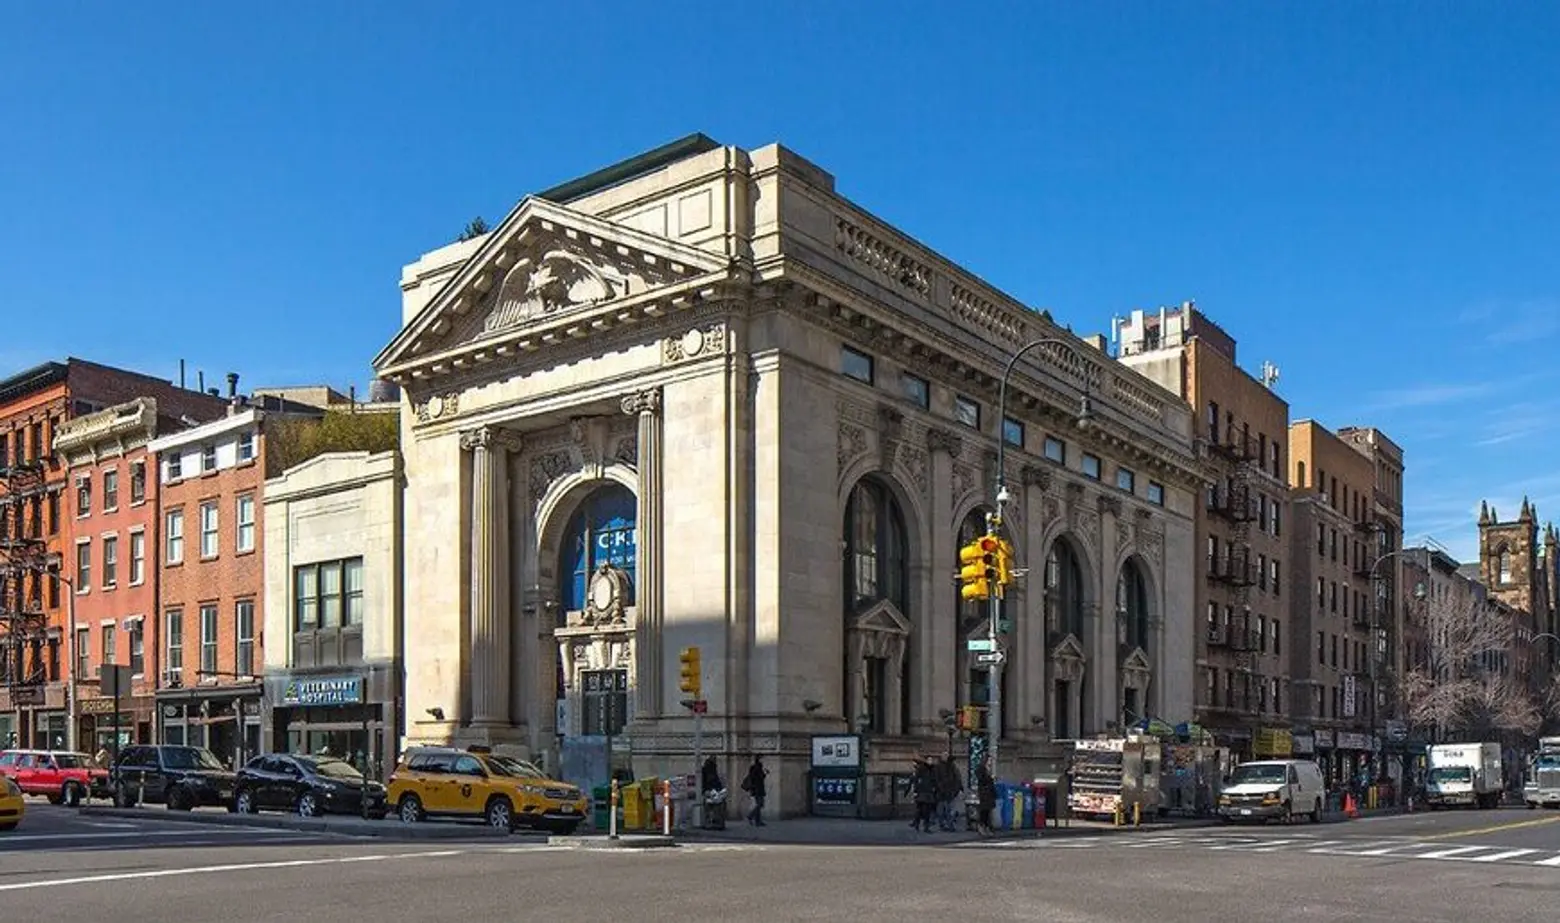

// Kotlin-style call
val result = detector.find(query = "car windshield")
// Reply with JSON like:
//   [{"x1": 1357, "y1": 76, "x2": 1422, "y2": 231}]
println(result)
[
  {"x1": 300, "y1": 758, "x2": 364, "y2": 781},
  {"x1": 1535, "y1": 756, "x2": 1560, "y2": 770},
  {"x1": 1429, "y1": 767, "x2": 1472, "y2": 784},
  {"x1": 163, "y1": 747, "x2": 226, "y2": 771},
  {"x1": 53, "y1": 754, "x2": 88, "y2": 769},
  {"x1": 490, "y1": 756, "x2": 549, "y2": 779},
  {"x1": 1230, "y1": 764, "x2": 1287, "y2": 786}
]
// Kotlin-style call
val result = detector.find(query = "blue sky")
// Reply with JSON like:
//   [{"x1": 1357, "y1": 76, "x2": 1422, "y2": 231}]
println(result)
[{"x1": 3, "y1": 1, "x2": 1557, "y2": 562}]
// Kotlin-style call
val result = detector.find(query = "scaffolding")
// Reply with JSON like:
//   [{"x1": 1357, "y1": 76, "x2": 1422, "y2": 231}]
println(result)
[{"x1": 0, "y1": 456, "x2": 51, "y2": 707}]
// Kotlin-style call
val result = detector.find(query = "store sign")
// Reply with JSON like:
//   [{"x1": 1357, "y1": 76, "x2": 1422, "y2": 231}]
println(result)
[
  {"x1": 813, "y1": 776, "x2": 859, "y2": 804},
  {"x1": 810, "y1": 735, "x2": 862, "y2": 769},
  {"x1": 1314, "y1": 729, "x2": 1335, "y2": 749},
  {"x1": 281, "y1": 676, "x2": 364, "y2": 707},
  {"x1": 1342, "y1": 675, "x2": 1357, "y2": 718}
]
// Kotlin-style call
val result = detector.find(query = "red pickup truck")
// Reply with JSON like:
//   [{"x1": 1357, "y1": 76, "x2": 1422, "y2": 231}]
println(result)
[{"x1": 0, "y1": 750, "x2": 110, "y2": 806}]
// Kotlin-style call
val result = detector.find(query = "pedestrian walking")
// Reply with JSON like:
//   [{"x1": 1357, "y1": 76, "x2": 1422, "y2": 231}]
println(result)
[
  {"x1": 741, "y1": 755, "x2": 768, "y2": 826},
  {"x1": 907, "y1": 757, "x2": 938, "y2": 832},
  {"x1": 975, "y1": 759, "x2": 997, "y2": 836},
  {"x1": 935, "y1": 755, "x2": 963, "y2": 831}
]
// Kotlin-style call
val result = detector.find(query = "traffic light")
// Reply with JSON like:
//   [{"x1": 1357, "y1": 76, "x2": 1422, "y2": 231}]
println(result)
[
  {"x1": 956, "y1": 704, "x2": 983, "y2": 731},
  {"x1": 678, "y1": 646, "x2": 702, "y2": 697},
  {"x1": 995, "y1": 537, "x2": 1015, "y2": 589},
  {"x1": 959, "y1": 534, "x2": 1002, "y2": 601}
]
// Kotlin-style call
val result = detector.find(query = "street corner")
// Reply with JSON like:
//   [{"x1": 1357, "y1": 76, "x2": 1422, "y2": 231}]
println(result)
[{"x1": 547, "y1": 833, "x2": 678, "y2": 850}]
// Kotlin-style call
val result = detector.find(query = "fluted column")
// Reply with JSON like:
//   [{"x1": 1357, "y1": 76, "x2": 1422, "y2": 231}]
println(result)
[
  {"x1": 622, "y1": 388, "x2": 663, "y2": 718},
  {"x1": 463, "y1": 425, "x2": 523, "y2": 727},
  {"x1": 924, "y1": 427, "x2": 962, "y2": 732}
]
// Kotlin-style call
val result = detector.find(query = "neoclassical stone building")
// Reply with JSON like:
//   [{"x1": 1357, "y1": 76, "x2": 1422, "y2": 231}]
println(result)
[{"x1": 373, "y1": 135, "x2": 1203, "y2": 814}]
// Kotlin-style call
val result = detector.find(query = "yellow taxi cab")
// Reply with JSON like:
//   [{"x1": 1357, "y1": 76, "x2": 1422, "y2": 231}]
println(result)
[
  {"x1": 0, "y1": 775, "x2": 25, "y2": 831},
  {"x1": 386, "y1": 746, "x2": 587, "y2": 833}
]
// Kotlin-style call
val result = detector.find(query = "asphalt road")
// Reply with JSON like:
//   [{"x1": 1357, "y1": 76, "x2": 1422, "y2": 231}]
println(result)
[{"x1": 3, "y1": 804, "x2": 1559, "y2": 922}]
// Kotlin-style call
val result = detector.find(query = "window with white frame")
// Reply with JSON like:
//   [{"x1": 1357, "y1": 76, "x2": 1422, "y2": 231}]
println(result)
[
  {"x1": 199, "y1": 501, "x2": 219, "y2": 558},
  {"x1": 102, "y1": 535, "x2": 118, "y2": 587},
  {"x1": 165, "y1": 610, "x2": 183, "y2": 682},
  {"x1": 200, "y1": 444, "x2": 217, "y2": 472},
  {"x1": 200, "y1": 604, "x2": 218, "y2": 675},
  {"x1": 102, "y1": 469, "x2": 119, "y2": 511},
  {"x1": 294, "y1": 557, "x2": 365, "y2": 630},
  {"x1": 76, "y1": 476, "x2": 91, "y2": 517},
  {"x1": 165, "y1": 509, "x2": 184, "y2": 564},
  {"x1": 129, "y1": 531, "x2": 145, "y2": 585},
  {"x1": 237, "y1": 432, "x2": 255, "y2": 462},
  {"x1": 101, "y1": 623, "x2": 115, "y2": 666},
  {"x1": 130, "y1": 460, "x2": 146, "y2": 503},
  {"x1": 74, "y1": 627, "x2": 89, "y2": 681},
  {"x1": 235, "y1": 494, "x2": 255, "y2": 553},
  {"x1": 75, "y1": 540, "x2": 91, "y2": 591},
  {"x1": 129, "y1": 620, "x2": 144, "y2": 675},
  {"x1": 236, "y1": 600, "x2": 255, "y2": 676},
  {"x1": 166, "y1": 452, "x2": 183, "y2": 481}
]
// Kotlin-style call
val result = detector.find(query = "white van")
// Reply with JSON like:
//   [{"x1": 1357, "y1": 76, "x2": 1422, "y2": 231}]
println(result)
[{"x1": 1217, "y1": 759, "x2": 1327, "y2": 824}]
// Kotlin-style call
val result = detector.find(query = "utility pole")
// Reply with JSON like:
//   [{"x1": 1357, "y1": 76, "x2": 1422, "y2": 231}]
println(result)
[{"x1": 679, "y1": 646, "x2": 704, "y2": 828}]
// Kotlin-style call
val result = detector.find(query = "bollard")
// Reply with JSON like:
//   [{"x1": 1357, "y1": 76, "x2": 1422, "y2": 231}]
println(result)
[
  {"x1": 1113, "y1": 803, "x2": 1123, "y2": 827},
  {"x1": 661, "y1": 779, "x2": 673, "y2": 835},
  {"x1": 609, "y1": 778, "x2": 621, "y2": 840},
  {"x1": 1133, "y1": 801, "x2": 1141, "y2": 827}
]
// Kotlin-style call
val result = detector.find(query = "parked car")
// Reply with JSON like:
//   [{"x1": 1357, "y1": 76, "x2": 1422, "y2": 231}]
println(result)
[
  {"x1": 235, "y1": 753, "x2": 388, "y2": 818},
  {"x1": 111, "y1": 745, "x2": 237, "y2": 811},
  {"x1": 0, "y1": 776, "x2": 24, "y2": 830},
  {"x1": 387, "y1": 746, "x2": 586, "y2": 833},
  {"x1": 1218, "y1": 759, "x2": 1327, "y2": 823},
  {"x1": 0, "y1": 749, "x2": 110, "y2": 805}
]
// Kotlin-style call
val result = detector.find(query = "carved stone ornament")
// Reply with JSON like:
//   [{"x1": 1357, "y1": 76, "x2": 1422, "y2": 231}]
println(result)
[
  {"x1": 621, "y1": 388, "x2": 662, "y2": 417},
  {"x1": 662, "y1": 323, "x2": 726, "y2": 363},
  {"x1": 415, "y1": 391, "x2": 459, "y2": 423},
  {"x1": 613, "y1": 432, "x2": 638, "y2": 467},
  {"x1": 528, "y1": 450, "x2": 573, "y2": 502},
  {"x1": 925, "y1": 427, "x2": 963, "y2": 457},
  {"x1": 460, "y1": 426, "x2": 523, "y2": 453},
  {"x1": 483, "y1": 249, "x2": 627, "y2": 333},
  {"x1": 838, "y1": 422, "x2": 869, "y2": 477},
  {"x1": 878, "y1": 405, "x2": 906, "y2": 443},
  {"x1": 899, "y1": 444, "x2": 929, "y2": 497},
  {"x1": 1021, "y1": 464, "x2": 1052, "y2": 492},
  {"x1": 581, "y1": 565, "x2": 630, "y2": 626},
  {"x1": 951, "y1": 463, "x2": 978, "y2": 505},
  {"x1": 1097, "y1": 494, "x2": 1122, "y2": 518}
]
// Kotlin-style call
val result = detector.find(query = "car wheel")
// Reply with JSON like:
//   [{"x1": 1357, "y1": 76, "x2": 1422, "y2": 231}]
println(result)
[
  {"x1": 166, "y1": 785, "x2": 192, "y2": 811},
  {"x1": 236, "y1": 790, "x2": 257, "y2": 814},
  {"x1": 485, "y1": 797, "x2": 514, "y2": 832},
  {"x1": 0, "y1": 822, "x2": 17, "y2": 832},
  {"x1": 114, "y1": 783, "x2": 139, "y2": 808},
  {"x1": 297, "y1": 792, "x2": 321, "y2": 818},
  {"x1": 62, "y1": 783, "x2": 82, "y2": 808},
  {"x1": 1280, "y1": 801, "x2": 1293, "y2": 825},
  {"x1": 1310, "y1": 799, "x2": 1323, "y2": 823},
  {"x1": 398, "y1": 794, "x2": 424, "y2": 823}
]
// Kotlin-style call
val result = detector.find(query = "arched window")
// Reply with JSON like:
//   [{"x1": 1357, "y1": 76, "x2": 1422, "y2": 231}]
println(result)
[
  {"x1": 559, "y1": 484, "x2": 638, "y2": 613},
  {"x1": 1297, "y1": 460, "x2": 1307, "y2": 488},
  {"x1": 1045, "y1": 539, "x2": 1086, "y2": 639},
  {"x1": 842, "y1": 478, "x2": 908, "y2": 616},
  {"x1": 1117, "y1": 560, "x2": 1150, "y2": 651},
  {"x1": 1498, "y1": 548, "x2": 1513, "y2": 584}
]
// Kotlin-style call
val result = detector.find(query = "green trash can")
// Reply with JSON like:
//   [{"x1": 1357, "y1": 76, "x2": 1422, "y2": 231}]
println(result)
[{"x1": 592, "y1": 785, "x2": 611, "y2": 829}]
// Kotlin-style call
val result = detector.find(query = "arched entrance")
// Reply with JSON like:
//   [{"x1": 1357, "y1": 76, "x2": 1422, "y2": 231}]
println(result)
[
  {"x1": 842, "y1": 476, "x2": 911, "y2": 735},
  {"x1": 1044, "y1": 536, "x2": 1089, "y2": 739},
  {"x1": 1116, "y1": 556, "x2": 1154, "y2": 728}
]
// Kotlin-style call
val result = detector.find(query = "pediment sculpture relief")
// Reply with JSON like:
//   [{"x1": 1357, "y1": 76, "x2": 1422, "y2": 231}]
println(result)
[{"x1": 483, "y1": 249, "x2": 628, "y2": 334}]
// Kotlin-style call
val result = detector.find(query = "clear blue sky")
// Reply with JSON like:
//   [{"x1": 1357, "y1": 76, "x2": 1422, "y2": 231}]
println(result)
[{"x1": 3, "y1": 1, "x2": 1557, "y2": 562}]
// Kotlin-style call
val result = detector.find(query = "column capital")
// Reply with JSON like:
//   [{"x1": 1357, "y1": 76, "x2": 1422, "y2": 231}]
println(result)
[
  {"x1": 621, "y1": 388, "x2": 662, "y2": 417},
  {"x1": 461, "y1": 426, "x2": 523, "y2": 453},
  {"x1": 925, "y1": 427, "x2": 963, "y2": 457}
]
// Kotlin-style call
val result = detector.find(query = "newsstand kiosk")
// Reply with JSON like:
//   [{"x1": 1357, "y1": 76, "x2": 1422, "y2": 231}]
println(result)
[{"x1": 809, "y1": 734, "x2": 864, "y2": 817}]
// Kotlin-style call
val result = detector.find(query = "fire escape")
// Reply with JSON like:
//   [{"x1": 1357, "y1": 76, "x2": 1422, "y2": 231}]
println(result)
[
  {"x1": 1208, "y1": 429, "x2": 1259, "y2": 718},
  {"x1": 0, "y1": 455, "x2": 51, "y2": 708}
]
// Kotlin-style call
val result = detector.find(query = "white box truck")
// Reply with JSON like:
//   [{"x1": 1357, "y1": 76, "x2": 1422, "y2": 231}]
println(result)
[{"x1": 1425, "y1": 742, "x2": 1503, "y2": 809}]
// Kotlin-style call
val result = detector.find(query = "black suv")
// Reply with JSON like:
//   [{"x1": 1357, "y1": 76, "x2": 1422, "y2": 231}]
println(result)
[
  {"x1": 235, "y1": 754, "x2": 388, "y2": 819},
  {"x1": 112, "y1": 745, "x2": 238, "y2": 811}
]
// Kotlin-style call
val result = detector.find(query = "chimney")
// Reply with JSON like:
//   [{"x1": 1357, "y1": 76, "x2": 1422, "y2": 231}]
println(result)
[
  {"x1": 179, "y1": 359, "x2": 187, "y2": 390},
  {"x1": 197, "y1": 371, "x2": 205, "y2": 393},
  {"x1": 349, "y1": 385, "x2": 357, "y2": 413},
  {"x1": 226, "y1": 372, "x2": 239, "y2": 398}
]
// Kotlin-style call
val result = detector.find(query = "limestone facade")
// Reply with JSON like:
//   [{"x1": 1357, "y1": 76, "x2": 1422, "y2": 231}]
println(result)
[{"x1": 373, "y1": 136, "x2": 1204, "y2": 815}]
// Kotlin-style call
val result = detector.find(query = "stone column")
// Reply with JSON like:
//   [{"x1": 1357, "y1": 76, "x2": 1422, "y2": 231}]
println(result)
[
  {"x1": 925, "y1": 428, "x2": 962, "y2": 732},
  {"x1": 622, "y1": 388, "x2": 663, "y2": 718},
  {"x1": 1021, "y1": 465, "x2": 1051, "y2": 739},
  {"x1": 462, "y1": 425, "x2": 523, "y2": 728}
]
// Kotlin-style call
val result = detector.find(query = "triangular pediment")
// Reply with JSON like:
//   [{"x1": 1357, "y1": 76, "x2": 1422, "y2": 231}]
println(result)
[
  {"x1": 375, "y1": 197, "x2": 732, "y2": 375},
  {"x1": 851, "y1": 599, "x2": 911, "y2": 636},
  {"x1": 1121, "y1": 646, "x2": 1151, "y2": 673},
  {"x1": 1051, "y1": 633, "x2": 1086, "y2": 662}
]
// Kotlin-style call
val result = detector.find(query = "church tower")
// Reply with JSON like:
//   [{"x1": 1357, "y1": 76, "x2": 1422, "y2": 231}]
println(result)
[{"x1": 1478, "y1": 497, "x2": 1541, "y2": 616}]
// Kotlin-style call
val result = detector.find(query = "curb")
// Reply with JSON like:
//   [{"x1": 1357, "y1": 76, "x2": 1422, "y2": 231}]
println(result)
[
  {"x1": 77, "y1": 805, "x2": 513, "y2": 840},
  {"x1": 548, "y1": 834, "x2": 677, "y2": 850},
  {"x1": 671, "y1": 817, "x2": 1224, "y2": 847}
]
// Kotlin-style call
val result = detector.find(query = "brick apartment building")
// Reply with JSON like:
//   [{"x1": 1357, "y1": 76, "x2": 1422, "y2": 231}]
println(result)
[
  {"x1": 53, "y1": 395, "x2": 227, "y2": 752},
  {"x1": 0, "y1": 359, "x2": 228, "y2": 750},
  {"x1": 146, "y1": 384, "x2": 322, "y2": 767},
  {"x1": 1115, "y1": 304, "x2": 1292, "y2": 759}
]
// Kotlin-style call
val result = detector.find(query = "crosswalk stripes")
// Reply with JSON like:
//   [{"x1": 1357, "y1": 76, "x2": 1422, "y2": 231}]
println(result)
[{"x1": 951, "y1": 831, "x2": 1560, "y2": 871}]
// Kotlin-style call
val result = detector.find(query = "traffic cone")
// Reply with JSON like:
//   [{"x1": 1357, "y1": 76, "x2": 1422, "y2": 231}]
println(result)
[{"x1": 1344, "y1": 793, "x2": 1358, "y2": 818}]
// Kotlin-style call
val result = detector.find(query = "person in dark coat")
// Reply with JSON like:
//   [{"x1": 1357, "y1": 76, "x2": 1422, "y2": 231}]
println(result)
[
  {"x1": 935, "y1": 756, "x2": 963, "y2": 831},
  {"x1": 741, "y1": 756, "x2": 768, "y2": 826},
  {"x1": 975, "y1": 760, "x2": 997, "y2": 835},
  {"x1": 700, "y1": 757, "x2": 725, "y2": 830},
  {"x1": 907, "y1": 757, "x2": 938, "y2": 832}
]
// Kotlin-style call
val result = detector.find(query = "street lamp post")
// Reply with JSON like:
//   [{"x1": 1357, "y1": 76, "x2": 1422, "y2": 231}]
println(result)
[
  {"x1": 1367, "y1": 548, "x2": 1413, "y2": 785},
  {"x1": 991, "y1": 338, "x2": 1095, "y2": 777}
]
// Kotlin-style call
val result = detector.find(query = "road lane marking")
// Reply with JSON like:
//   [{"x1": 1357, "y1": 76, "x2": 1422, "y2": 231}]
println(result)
[
  {"x1": 1464, "y1": 849, "x2": 1536, "y2": 862},
  {"x1": 82, "y1": 822, "x2": 140, "y2": 829},
  {"x1": 1425, "y1": 815, "x2": 1560, "y2": 839},
  {"x1": 0, "y1": 829, "x2": 277, "y2": 843},
  {"x1": 1417, "y1": 845, "x2": 1491, "y2": 860},
  {"x1": 0, "y1": 848, "x2": 471, "y2": 893},
  {"x1": 1533, "y1": 854, "x2": 1560, "y2": 867}
]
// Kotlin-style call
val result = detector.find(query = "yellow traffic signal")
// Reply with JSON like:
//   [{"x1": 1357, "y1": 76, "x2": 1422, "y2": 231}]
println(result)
[
  {"x1": 995, "y1": 537, "x2": 1015, "y2": 588},
  {"x1": 959, "y1": 534, "x2": 1002, "y2": 601},
  {"x1": 957, "y1": 704, "x2": 983, "y2": 731},
  {"x1": 678, "y1": 646, "x2": 702, "y2": 697}
]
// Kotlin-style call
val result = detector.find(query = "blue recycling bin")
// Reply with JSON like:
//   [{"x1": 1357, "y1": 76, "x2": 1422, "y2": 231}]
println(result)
[{"x1": 996, "y1": 782, "x2": 1016, "y2": 829}]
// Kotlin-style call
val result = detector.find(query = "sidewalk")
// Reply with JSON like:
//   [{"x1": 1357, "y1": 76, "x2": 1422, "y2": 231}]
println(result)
[
  {"x1": 77, "y1": 803, "x2": 514, "y2": 840},
  {"x1": 673, "y1": 813, "x2": 1223, "y2": 847}
]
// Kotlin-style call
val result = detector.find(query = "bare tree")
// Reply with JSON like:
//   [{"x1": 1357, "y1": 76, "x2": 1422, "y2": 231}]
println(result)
[{"x1": 1398, "y1": 591, "x2": 1538, "y2": 741}]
